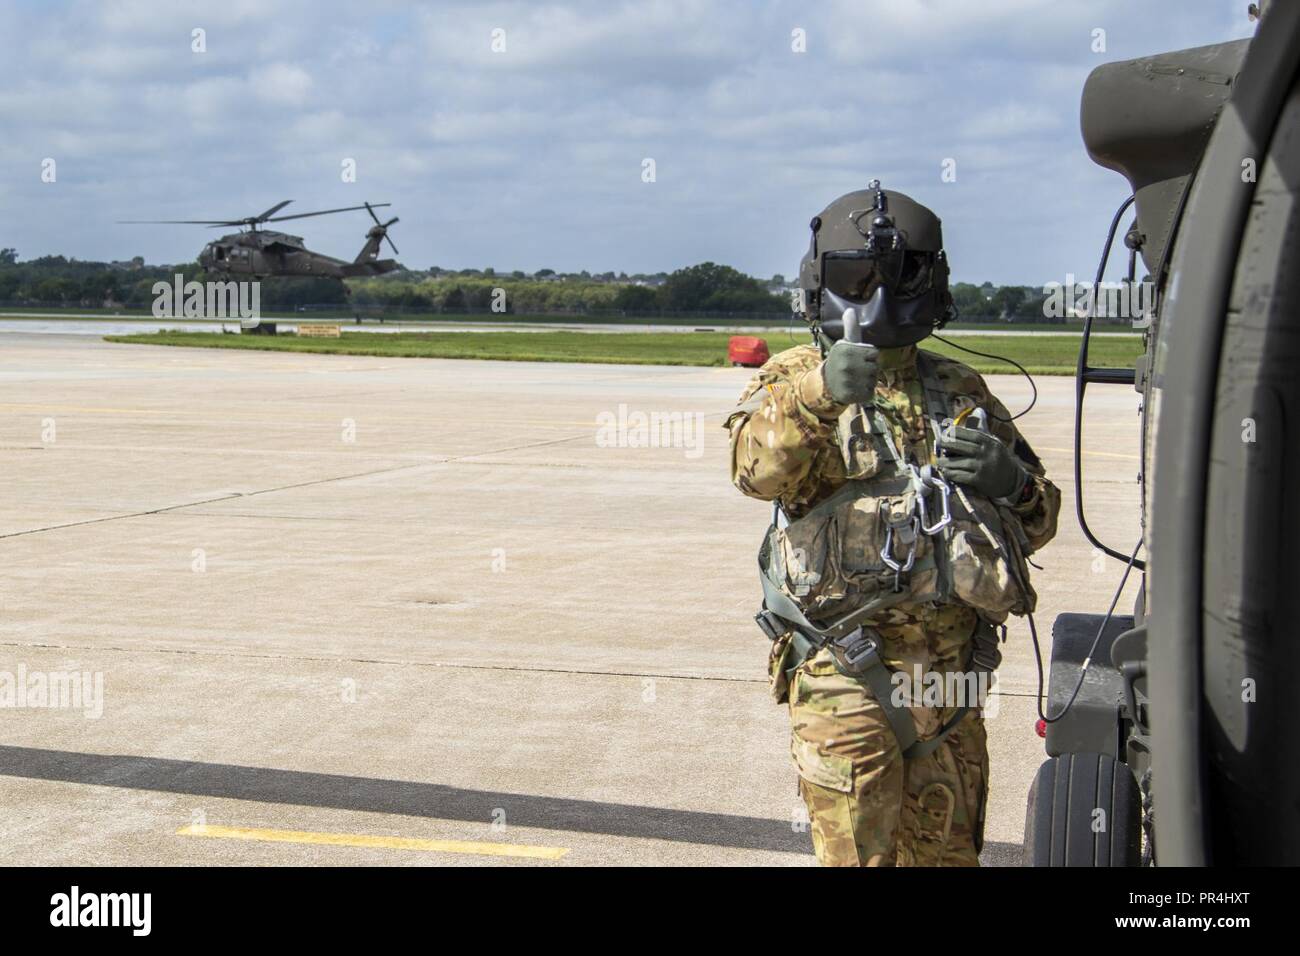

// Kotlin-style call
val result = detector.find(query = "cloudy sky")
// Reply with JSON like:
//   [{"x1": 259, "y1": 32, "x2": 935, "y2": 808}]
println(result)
[{"x1": 0, "y1": 0, "x2": 1256, "y2": 284}]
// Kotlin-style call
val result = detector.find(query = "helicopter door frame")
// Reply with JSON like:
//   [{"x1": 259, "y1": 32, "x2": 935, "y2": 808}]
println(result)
[{"x1": 1074, "y1": 194, "x2": 1145, "y2": 570}]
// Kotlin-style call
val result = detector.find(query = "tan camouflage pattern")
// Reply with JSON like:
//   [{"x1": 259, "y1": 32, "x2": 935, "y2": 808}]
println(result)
[
  {"x1": 726, "y1": 343, "x2": 1060, "y2": 549},
  {"x1": 948, "y1": 520, "x2": 1023, "y2": 614},
  {"x1": 789, "y1": 617, "x2": 989, "y2": 867},
  {"x1": 726, "y1": 344, "x2": 848, "y2": 516},
  {"x1": 728, "y1": 342, "x2": 1058, "y2": 866}
]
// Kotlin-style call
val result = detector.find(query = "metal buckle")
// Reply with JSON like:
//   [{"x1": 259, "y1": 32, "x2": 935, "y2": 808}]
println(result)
[
  {"x1": 880, "y1": 516, "x2": 918, "y2": 573},
  {"x1": 831, "y1": 627, "x2": 878, "y2": 675},
  {"x1": 754, "y1": 609, "x2": 786, "y2": 642}
]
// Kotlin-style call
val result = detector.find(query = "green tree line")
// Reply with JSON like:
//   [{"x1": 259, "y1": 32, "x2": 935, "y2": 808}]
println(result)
[
  {"x1": 348, "y1": 261, "x2": 787, "y2": 315},
  {"x1": 0, "y1": 249, "x2": 1059, "y2": 321}
]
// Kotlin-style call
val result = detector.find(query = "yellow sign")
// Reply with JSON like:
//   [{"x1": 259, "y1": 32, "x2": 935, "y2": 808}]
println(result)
[{"x1": 297, "y1": 323, "x2": 341, "y2": 338}]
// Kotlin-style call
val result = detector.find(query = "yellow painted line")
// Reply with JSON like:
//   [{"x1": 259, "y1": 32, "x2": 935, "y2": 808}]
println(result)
[
  {"x1": 175, "y1": 823, "x2": 568, "y2": 860},
  {"x1": 1036, "y1": 445, "x2": 1139, "y2": 461}
]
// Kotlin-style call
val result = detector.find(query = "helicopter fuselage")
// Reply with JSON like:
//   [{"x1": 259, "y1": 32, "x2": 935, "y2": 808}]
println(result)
[{"x1": 199, "y1": 230, "x2": 359, "y2": 278}]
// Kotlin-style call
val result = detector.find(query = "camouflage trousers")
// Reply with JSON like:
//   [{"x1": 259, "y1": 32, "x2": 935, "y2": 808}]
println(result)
[{"x1": 775, "y1": 606, "x2": 990, "y2": 867}]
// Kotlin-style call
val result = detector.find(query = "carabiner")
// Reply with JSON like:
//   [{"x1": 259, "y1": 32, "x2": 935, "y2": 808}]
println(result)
[
  {"x1": 881, "y1": 516, "x2": 918, "y2": 573},
  {"x1": 916, "y1": 466, "x2": 953, "y2": 536}
]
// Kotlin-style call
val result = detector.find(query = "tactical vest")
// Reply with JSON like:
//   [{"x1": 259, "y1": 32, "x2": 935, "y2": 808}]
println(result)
[{"x1": 758, "y1": 352, "x2": 1037, "y2": 644}]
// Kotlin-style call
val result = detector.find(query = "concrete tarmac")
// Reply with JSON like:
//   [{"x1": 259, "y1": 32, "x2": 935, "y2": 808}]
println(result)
[{"x1": 0, "y1": 332, "x2": 1142, "y2": 866}]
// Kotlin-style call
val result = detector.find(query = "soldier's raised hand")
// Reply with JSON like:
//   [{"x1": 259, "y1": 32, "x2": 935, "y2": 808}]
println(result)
[{"x1": 822, "y1": 340, "x2": 880, "y2": 406}]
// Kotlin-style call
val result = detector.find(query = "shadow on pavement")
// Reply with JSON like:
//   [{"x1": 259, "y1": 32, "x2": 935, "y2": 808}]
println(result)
[
  {"x1": 0, "y1": 745, "x2": 810, "y2": 854},
  {"x1": 2, "y1": 746, "x2": 1029, "y2": 863}
]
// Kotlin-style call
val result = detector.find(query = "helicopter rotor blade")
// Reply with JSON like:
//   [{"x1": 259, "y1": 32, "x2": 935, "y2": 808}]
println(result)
[
  {"x1": 253, "y1": 200, "x2": 294, "y2": 222},
  {"x1": 263, "y1": 203, "x2": 391, "y2": 224},
  {"x1": 122, "y1": 202, "x2": 392, "y2": 229}
]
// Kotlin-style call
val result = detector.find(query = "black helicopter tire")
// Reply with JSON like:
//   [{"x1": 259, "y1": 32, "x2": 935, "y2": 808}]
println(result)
[{"x1": 1023, "y1": 752, "x2": 1142, "y2": 866}]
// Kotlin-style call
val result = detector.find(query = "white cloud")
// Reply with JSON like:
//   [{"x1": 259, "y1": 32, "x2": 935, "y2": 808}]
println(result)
[
  {"x1": 0, "y1": 0, "x2": 1261, "y2": 282},
  {"x1": 249, "y1": 63, "x2": 314, "y2": 107},
  {"x1": 959, "y1": 102, "x2": 1063, "y2": 140}
]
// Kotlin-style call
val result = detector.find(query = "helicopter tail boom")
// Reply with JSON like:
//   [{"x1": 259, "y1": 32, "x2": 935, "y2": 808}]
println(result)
[{"x1": 341, "y1": 258, "x2": 399, "y2": 277}]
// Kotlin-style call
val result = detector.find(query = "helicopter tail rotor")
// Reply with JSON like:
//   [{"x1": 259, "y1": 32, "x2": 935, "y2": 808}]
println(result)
[{"x1": 364, "y1": 202, "x2": 400, "y2": 256}]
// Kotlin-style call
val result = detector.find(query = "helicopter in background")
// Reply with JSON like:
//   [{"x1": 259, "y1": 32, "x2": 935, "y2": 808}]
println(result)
[{"x1": 120, "y1": 200, "x2": 401, "y2": 280}]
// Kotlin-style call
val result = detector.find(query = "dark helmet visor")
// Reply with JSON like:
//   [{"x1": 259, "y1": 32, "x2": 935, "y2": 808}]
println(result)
[
  {"x1": 821, "y1": 249, "x2": 935, "y2": 302},
  {"x1": 821, "y1": 252, "x2": 880, "y2": 299}
]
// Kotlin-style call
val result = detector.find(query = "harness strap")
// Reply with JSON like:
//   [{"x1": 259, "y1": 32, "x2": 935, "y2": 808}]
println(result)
[
  {"x1": 867, "y1": 405, "x2": 905, "y2": 470},
  {"x1": 758, "y1": 572, "x2": 971, "y2": 760},
  {"x1": 915, "y1": 350, "x2": 954, "y2": 451},
  {"x1": 828, "y1": 628, "x2": 969, "y2": 760}
]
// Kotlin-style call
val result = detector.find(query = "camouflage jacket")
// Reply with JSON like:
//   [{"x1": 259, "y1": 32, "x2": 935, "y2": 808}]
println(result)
[{"x1": 726, "y1": 343, "x2": 1060, "y2": 555}]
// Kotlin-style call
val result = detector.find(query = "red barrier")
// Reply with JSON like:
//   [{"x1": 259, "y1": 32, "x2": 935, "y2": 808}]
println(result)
[{"x1": 727, "y1": 336, "x2": 770, "y2": 368}]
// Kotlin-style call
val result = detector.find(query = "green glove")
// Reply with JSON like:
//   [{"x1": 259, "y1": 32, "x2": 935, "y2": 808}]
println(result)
[
  {"x1": 822, "y1": 340, "x2": 880, "y2": 406},
  {"x1": 937, "y1": 425, "x2": 1027, "y2": 500}
]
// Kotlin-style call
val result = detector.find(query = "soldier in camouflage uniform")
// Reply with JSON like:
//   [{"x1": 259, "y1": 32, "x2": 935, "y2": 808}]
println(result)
[{"x1": 726, "y1": 184, "x2": 1060, "y2": 866}]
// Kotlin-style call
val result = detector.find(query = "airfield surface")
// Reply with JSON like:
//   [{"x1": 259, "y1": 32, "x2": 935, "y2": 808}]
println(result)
[{"x1": 0, "y1": 332, "x2": 1142, "y2": 866}]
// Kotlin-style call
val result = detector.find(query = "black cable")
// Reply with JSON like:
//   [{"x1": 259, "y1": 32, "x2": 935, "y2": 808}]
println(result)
[
  {"x1": 1075, "y1": 194, "x2": 1145, "y2": 569},
  {"x1": 929, "y1": 332, "x2": 1038, "y2": 422},
  {"x1": 787, "y1": 306, "x2": 813, "y2": 348},
  {"x1": 1029, "y1": 536, "x2": 1143, "y2": 724}
]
